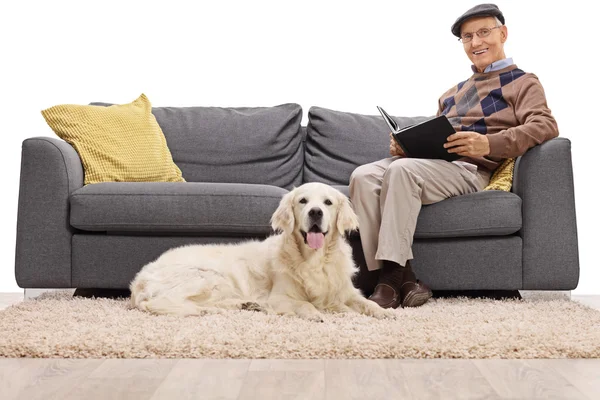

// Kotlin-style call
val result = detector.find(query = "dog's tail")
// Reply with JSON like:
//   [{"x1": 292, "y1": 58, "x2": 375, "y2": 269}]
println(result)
[
  {"x1": 130, "y1": 275, "x2": 214, "y2": 316},
  {"x1": 137, "y1": 295, "x2": 208, "y2": 316},
  {"x1": 129, "y1": 276, "x2": 151, "y2": 310}
]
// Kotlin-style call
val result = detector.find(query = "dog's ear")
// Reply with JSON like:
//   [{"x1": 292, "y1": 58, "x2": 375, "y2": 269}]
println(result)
[
  {"x1": 271, "y1": 189, "x2": 295, "y2": 234},
  {"x1": 337, "y1": 197, "x2": 359, "y2": 234}
]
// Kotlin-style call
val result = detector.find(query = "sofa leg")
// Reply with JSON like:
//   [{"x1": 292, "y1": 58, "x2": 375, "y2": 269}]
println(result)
[{"x1": 519, "y1": 290, "x2": 571, "y2": 300}]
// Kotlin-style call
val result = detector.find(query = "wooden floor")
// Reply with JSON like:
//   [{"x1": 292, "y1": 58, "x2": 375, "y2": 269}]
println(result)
[{"x1": 1, "y1": 292, "x2": 599, "y2": 400}]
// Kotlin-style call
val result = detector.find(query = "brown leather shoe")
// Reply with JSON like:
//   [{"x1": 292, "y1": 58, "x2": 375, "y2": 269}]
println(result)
[
  {"x1": 368, "y1": 283, "x2": 402, "y2": 309},
  {"x1": 400, "y1": 280, "x2": 432, "y2": 308}
]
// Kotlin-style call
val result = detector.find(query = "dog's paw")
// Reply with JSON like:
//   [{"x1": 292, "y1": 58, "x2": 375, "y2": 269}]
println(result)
[
  {"x1": 369, "y1": 308, "x2": 398, "y2": 320},
  {"x1": 241, "y1": 302, "x2": 266, "y2": 313},
  {"x1": 299, "y1": 313, "x2": 324, "y2": 323}
]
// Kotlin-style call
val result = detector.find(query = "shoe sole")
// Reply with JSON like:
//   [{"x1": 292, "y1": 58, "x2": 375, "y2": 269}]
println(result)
[{"x1": 402, "y1": 289, "x2": 433, "y2": 308}]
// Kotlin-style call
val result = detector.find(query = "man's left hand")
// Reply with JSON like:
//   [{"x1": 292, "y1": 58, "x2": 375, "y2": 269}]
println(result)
[{"x1": 444, "y1": 131, "x2": 490, "y2": 157}]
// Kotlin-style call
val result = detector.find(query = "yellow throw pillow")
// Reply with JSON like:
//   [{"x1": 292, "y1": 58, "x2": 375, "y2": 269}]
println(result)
[
  {"x1": 483, "y1": 157, "x2": 515, "y2": 192},
  {"x1": 41, "y1": 94, "x2": 185, "y2": 185}
]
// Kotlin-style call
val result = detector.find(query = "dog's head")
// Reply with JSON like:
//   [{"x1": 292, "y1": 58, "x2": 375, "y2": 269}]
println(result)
[{"x1": 270, "y1": 182, "x2": 359, "y2": 250}]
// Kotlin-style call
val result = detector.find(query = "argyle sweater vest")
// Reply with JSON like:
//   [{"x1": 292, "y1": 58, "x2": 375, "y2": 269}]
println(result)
[{"x1": 436, "y1": 64, "x2": 559, "y2": 172}]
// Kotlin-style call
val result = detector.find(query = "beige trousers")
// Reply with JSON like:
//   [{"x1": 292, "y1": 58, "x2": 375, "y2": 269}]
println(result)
[{"x1": 348, "y1": 157, "x2": 491, "y2": 271}]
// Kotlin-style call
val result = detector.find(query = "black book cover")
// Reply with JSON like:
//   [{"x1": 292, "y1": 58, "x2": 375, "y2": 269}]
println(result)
[{"x1": 377, "y1": 107, "x2": 460, "y2": 161}]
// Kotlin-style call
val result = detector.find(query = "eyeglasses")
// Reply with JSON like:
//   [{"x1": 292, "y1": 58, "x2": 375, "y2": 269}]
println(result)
[{"x1": 458, "y1": 26, "x2": 501, "y2": 43}]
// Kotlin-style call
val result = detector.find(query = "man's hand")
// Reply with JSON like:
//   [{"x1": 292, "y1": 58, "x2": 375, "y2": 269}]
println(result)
[
  {"x1": 444, "y1": 131, "x2": 490, "y2": 157},
  {"x1": 389, "y1": 132, "x2": 405, "y2": 157}
]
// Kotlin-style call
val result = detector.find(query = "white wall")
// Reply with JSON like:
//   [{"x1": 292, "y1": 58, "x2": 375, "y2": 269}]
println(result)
[{"x1": 1, "y1": 0, "x2": 597, "y2": 294}]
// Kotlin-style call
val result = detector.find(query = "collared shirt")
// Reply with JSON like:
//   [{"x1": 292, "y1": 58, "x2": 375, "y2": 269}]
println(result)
[{"x1": 471, "y1": 57, "x2": 514, "y2": 73}]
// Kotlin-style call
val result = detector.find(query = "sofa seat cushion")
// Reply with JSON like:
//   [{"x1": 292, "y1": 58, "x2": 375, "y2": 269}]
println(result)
[
  {"x1": 70, "y1": 182, "x2": 287, "y2": 235},
  {"x1": 333, "y1": 186, "x2": 522, "y2": 238}
]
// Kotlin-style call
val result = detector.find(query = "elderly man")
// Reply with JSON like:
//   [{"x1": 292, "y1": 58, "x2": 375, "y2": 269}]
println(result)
[{"x1": 349, "y1": 4, "x2": 559, "y2": 309}]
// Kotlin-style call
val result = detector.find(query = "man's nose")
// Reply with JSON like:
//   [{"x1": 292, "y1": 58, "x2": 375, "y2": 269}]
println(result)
[
  {"x1": 308, "y1": 208, "x2": 323, "y2": 219},
  {"x1": 471, "y1": 34, "x2": 484, "y2": 47}
]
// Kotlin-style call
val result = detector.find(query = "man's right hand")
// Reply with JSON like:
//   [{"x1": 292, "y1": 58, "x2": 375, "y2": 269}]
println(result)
[{"x1": 389, "y1": 132, "x2": 405, "y2": 157}]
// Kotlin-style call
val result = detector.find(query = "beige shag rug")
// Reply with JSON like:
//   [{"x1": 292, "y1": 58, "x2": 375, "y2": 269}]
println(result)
[{"x1": 1, "y1": 291, "x2": 599, "y2": 359}]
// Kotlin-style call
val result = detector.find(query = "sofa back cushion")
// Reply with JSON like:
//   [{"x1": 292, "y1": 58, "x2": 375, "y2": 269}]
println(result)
[
  {"x1": 91, "y1": 102, "x2": 304, "y2": 189},
  {"x1": 304, "y1": 106, "x2": 429, "y2": 185}
]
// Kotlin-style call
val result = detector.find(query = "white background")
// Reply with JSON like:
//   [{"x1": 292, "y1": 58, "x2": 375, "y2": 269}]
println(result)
[{"x1": 1, "y1": 0, "x2": 597, "y2": 294}]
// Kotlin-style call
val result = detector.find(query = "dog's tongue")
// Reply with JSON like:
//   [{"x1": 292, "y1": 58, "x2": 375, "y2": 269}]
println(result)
[{"x1": 307, "y1": 232, "x2": 325, "y2": 249}]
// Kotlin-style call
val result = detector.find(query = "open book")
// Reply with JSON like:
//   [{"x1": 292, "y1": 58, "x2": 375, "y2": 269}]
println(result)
[{"x1": 377, "y1": 106, "x2": 460, "y2": 161}]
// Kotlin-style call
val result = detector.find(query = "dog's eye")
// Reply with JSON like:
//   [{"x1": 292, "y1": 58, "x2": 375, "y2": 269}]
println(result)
[
  {"x1": 324, "y1": 199, "x2": 332, "y2": 206},
  {"x1": 299, "y1": 198, "x2": 307, "y2": 204}
]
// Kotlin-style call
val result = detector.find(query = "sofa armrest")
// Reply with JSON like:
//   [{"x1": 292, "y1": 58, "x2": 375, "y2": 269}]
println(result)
[
  {"x1": 15, "y1": 137, "x2": 84, "y2": 288},
  {"x1": 512, "y1": 137, "x2": 579, "y2": 289}
]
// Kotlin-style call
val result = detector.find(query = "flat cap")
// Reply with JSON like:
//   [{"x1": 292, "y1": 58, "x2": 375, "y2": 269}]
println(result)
[{"x1": 451, "y1": 3, "x2": 505, "y2": 38}]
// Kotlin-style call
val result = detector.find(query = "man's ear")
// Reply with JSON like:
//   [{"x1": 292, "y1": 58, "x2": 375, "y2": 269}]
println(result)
[
  {"x1": 500, "y1": 25, "x2": 508, "y2": 42},
  {"x1": 337, "y1": 197, "x2": 359, "y2": 234},
  {"x1": 271, "y1": 189, "x2": 296, "y2": 234}
]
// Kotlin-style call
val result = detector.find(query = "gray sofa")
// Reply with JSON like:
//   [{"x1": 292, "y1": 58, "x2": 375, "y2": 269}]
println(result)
[{"x1": 15, "y1": 103, "x2": 580, "y2": 295}]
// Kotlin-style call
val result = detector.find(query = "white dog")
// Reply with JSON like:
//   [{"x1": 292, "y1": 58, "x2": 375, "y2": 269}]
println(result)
[{"x1": 130, "y1": 182, "x2": 394, "y2": 321}]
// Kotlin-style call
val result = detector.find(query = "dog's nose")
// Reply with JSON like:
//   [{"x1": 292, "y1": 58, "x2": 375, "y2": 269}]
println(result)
[{"x1": 308, "y1": 208, "x2": 323, "y2": 219}]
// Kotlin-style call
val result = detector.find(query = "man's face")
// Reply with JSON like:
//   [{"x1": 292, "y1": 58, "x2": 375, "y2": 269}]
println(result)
[{"x1": 461, "y1": 16, "x2": 507, "y2": 72}]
